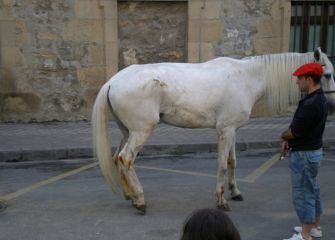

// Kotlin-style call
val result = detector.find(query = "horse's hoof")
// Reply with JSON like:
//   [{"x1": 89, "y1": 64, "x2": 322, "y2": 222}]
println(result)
[
  {"x1": 232, "y1": 194, "x2": 244, "y2": 201},
  {"x1": 134, "y1": 204, "x2": 146, "y2": 215},
  {"x1": 217, "y1": 203, "x2": 231, "y2": 211}
]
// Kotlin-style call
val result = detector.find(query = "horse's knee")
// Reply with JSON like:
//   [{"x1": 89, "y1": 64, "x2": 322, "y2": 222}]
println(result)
[
  {"x1": 228, "y1": 159, "x2": 236, "y2": 168},
  {"x1": 117, "y1": 155, "x2": 133, "y2": 170},
  {"x1": 218, "y1": 165, "x2": 228, "y2": 176},
  {"x1": 221, "y1": 167, "x2": 228, "y2": 174}
]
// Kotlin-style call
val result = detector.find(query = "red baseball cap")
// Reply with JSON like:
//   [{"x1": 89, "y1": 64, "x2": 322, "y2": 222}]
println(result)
[{"x1": 293, "y1": 62, "x2": 323, "y2": 77}]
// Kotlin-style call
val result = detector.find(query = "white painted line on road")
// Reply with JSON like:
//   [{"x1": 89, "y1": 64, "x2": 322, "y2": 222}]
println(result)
[
  {"x1": 136, "y1": 165, "x2": 248, "y2": 183},
  {"x1": 1, "y1": 158, "x2": 261, "y2": 203},
  {"x1": 136, "y1": 165, "x2": 217, "y2": 178},
  {"x1": 0, "y1": 162, "x2": 98, "y2": 202},
  {"x1": 244, "y1": 153, "x2": 281, "y2": 183}
]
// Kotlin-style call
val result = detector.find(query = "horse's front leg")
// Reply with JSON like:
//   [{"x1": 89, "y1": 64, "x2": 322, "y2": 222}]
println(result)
[
  {"x1": 216, "y1": 127, "x2": 235, "y2": 211},
  {"x1": 228, "y1": 142, "x2": 243, "y2": 201}
]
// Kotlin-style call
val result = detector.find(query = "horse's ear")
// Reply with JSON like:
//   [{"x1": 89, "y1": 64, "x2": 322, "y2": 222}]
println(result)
[{"x1": 314, "y1": 47, "x2": 322, "y2": 61}]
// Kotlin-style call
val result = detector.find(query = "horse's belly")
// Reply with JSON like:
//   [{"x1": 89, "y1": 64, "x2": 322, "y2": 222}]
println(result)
[{"x1": 159, "y1": 108, "x2": 216, "y2": 128}]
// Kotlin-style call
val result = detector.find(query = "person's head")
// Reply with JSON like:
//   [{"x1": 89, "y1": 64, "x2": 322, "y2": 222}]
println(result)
[
  {"x1": 181, "y1": 208, "x2": 241, "y2": 240},
  {"x1": 293, "y1": 62, "x2": 323, "y2": 93}
]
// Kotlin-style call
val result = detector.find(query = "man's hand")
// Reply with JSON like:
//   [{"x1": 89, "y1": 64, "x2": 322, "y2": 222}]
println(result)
[
  {"x1": 281, "y1": 139, "x2": 289, "y2": 151},
  {"x1": 279, "y1": 128, "x2": 294, "y2": 160},
  {"x1": 280, "y1": 139, "x2": 289, "y2": 160}
]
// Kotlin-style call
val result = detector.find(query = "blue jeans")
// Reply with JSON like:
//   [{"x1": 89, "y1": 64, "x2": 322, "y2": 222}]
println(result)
[{"x1": 289, "y1": 149, "x2": 323, "y2": 224}]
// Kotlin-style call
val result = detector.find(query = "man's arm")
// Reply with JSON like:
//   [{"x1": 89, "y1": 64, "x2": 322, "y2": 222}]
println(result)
[{"x1": 281, "y1": 128, "x2": 295, "y2": 141}]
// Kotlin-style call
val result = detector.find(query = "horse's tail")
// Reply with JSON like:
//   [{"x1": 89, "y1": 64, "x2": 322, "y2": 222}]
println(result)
[{"x1": 91, "y1": 83, "x2": 120, "y2": 193}]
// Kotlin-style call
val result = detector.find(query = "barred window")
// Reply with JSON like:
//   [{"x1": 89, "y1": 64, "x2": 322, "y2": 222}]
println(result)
[{"x1": 290, "y1": 1, "x2": 335, "y2": 65}]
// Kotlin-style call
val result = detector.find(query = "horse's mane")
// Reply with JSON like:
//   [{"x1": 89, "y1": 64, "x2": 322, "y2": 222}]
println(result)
[{"x1": 248, "y1": 52, "x2": 314, "y2": 114}]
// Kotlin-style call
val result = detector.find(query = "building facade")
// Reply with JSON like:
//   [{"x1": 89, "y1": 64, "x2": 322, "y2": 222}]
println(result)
[{"x1": 0, "y1": 0, "x2": 332, "y2": 122}]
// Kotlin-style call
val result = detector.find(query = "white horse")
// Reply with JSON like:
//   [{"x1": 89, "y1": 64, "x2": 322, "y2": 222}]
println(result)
[{"x1": 92, "y1": 48, "x2": 335, "y2": 213}]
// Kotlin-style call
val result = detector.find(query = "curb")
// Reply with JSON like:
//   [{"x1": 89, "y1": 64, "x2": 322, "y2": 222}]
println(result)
[{"x1": 1, "y1": 139, "x2": 334, "y2": 162}]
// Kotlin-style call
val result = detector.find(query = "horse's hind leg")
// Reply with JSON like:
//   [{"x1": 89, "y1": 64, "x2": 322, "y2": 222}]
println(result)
[
  {"x1": 116, "y1": 129, "x2": 155, "y2": 213},
  {"x1": 216, "y1": 127, "x2": 235, "y2": 211},
  {"x1": 228, "y1": 142, "x2": 243, "y2": 201},
  {"x1": 112, "y1": 120, "x2": 134, "y2": 200}
]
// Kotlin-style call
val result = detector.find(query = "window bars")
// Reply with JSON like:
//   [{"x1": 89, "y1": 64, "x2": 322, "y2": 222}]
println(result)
[{"x1": 290, "y1": 1, "x2": 335, "y2": 65}]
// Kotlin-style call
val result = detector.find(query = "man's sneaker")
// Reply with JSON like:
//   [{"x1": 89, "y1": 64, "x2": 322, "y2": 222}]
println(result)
[
  {"x1": 283, "y1": 233, "x2": 312, "y2": 240},
  {"x1": 293, "y1": 226, "x2": 322, "y2": 238}
]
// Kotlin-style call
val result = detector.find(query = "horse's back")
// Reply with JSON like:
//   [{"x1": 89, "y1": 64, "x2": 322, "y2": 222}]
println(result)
[{"x1": 107, "y1": 61, "x2": 252, "y2": 129}]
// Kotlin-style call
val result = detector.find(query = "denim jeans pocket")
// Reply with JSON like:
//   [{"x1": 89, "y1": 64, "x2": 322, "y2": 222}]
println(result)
[
  {"x1": 289, "y1": 152, "x2": 303, "y2": 173},
  {"x1": 305, "y1": 149, "x2": 322, "y2": 164},
  {"x1": 304, "y1": 150, "x2": 322, "y2": 178}
]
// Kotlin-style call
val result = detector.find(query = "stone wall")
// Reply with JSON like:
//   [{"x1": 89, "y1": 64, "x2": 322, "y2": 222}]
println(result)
[
  {"x1": 118, "y1": 1, "x2": 187, "y2": 69},
  {"x1": 0, "y1": 0, "x2": 291, "y2": 122},
  {"x1": 0, "y1": 0, "x2": 106, "y2": 122}
]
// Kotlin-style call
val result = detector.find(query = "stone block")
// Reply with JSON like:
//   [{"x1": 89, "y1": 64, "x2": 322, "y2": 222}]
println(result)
[
  {"x1": 188, "y1": 1, "x2": 203, "y2": 20},
  {"x1": 63, "y1": 20, "x2": 103, "y2": 44},
  {"x1": 188, "y1": 19, "x2": 224, "y2": 43},
  {"x1": 121, "y1": 48, "x2": 138, "y2": 67},
  {"x1": 104, "y1": 19, "x2": 118, "y2": 42},
  {"x1": 189, "y1": 0, "x2": 221, "y2": 20},
  {"x1": 37, "y1": 32, "x2": 60, "y2": 41},
  {"x1": 74, "y1": 0, "x2": 101, "y2": 19},
  {"x1": 33, "y1": 49, "x2": 59, "y2": 71},
  {"x1": 188, "y1": 19, "x2": 201, "y2": 42},
  {"x1": 2, "y1": 0, "x2": 16, "y2": 6},
  {"x1": 253, "y1": 0, "x2": 291, "y2": 53},
  {"x1": 99, "y1": 0, "x2": 117, "y2": 19},
  {"x1": 158, "y1": 50, "x2": 184, "y2": 59},
  {"x1": 0, "y1": 5, "x2": 15, "y2": 20},
  {"x1": 87, "y1": 45, "x2": 104, "y2": 66},
  {"x1": 0, "y1": 92, "x2": 41, "y2": 113},
  {"x1": 52, "y1": 90, "x2": 84, "y2": 112},
  {"x1": 254, "y1": 37, "x2": 281, "y2": 55},
  {"x1": 202, "y1": 1, "x2": 221, "y2": 20},
  {"x1": 83, "y1": 88, "x2": 99, "y2": 109},
  {"x1": 256, "y1": 19, "x2": 282, "y2": 38},
  {"x1": 201, "y1": 20, "x2": 224, "y2": 42},
  {"x1": 1, "y1": 21, "x2": 31, "y2": 46},
  {"x1": 1, "y1": 47, "x2": 26, "y2": 67},
  {"x1": 188, "y1": 42, "x2": 200, "y2": 63},
  {"x1": 105, "y1": 41, "x2": 118, "y2": 78},
  {"x1": 77, "y1": 66, "x2": 106, "y2": 87},
  {"x1": 200, "y1": 42, "x2": 215, "y2": 62},
  {"x1": 0, "y1": 67, "x2": 16, "y2": 92}
]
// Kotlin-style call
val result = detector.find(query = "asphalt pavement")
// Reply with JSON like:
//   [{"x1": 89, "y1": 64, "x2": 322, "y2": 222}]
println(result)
[
  {"x1": 0, "y1": 116, "x2": 335, "y2": 162},
  {"x1": 1, "y1": 116, "x2": 335, "y2": 239},
  {"x1": 1, "y1": 151, "x2": 335, "y2": 240}
]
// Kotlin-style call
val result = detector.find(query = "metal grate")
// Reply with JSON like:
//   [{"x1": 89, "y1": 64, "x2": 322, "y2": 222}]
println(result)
[{"x1": 290, "y1": 1, "x2": 335, "y2": 65}]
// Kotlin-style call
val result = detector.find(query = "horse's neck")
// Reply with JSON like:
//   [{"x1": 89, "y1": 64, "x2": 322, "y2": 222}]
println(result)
[{"x1": 246, "y1": 62, "x2": 266, "y2": 106}]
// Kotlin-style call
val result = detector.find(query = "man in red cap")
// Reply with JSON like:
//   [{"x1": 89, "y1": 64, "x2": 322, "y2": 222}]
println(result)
[{"x1": 281, "y1": 62, "x2": 328, "y2": 240}]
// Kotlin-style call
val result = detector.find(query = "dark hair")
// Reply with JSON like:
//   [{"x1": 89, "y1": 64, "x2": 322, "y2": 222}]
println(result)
[
  {"x1": 181, "y1": 209, "x2": 241, "y2": 240},
  {"x1": 306, "y1": 74, "x2": 321, "y2": 84}
]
